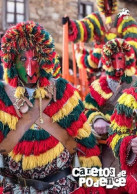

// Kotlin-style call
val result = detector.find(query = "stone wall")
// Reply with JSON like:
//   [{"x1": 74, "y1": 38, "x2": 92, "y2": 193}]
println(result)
[{"x1": 0, "y1": 0, "x2": 137, "y2": 52}]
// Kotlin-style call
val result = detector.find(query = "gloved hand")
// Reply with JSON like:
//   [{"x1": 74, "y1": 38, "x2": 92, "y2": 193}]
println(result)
[
  {"x1": 93, "y1": 119, "x2": 110, "y2": 135},
  {"x1": 62, "y1": 16, "x2": 70, "y2": 25},
  {"x1": 131, "y1": 137, "x2": 137, "y2": 154}
]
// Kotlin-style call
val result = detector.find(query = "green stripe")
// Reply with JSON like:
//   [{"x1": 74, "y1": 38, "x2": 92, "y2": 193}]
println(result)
[
  {"x1": 122, "y1": 20, "x2": 137, "y2": 31},
  {"x1": 76, "y1": 133, "x2": 96, "y2": 148},
  {"x1": 126, "y1": 58, "x2": 134, "y2": 66},
  {"x1": 124, "y1": 33, "x2": 137, "y2": 39},
  {"x1": 0, "y1": 82, "x2": 12, "y2": 106},
  {"x1": 74, "y1": 21, "x2": 81, "y2": 43},
  {"x1": 116, "y1": 103, "x2": 133, "y2": 117},
  {"x1": 85, "y1": 94, "x2": 99, "y2": 109},
  {"x1": 87, "y1": 17, "x2": 101, "y2": 37},
  {"x1": 0, "y1": 121, "x2": 10, "y2": 137},
  {"x1": 20, "y1": 129, "x2": 50, "y2": 142},
  {"x1": 114, "y1": 137, "x2": 123, "y2": 158},
  {"x1": 40, "y1": 69, "x2": 52, "y2": 79},
  {"x1": 83, "y1": 21, "x2": 92, "y2": 42},
  {"x1": 86, "y1": 110, "x2": 96, "y2": 118},
  {"x1": 7, "y1": 66, "x2": 17, "y2": 79},
  {"x1": 56, "y1": 78, "x2": 68, "y2": 100},
  {"x1": 121, "y1": 75, "x2": 132, "y2": 84},
  {"x1": 58, "y1": 100, "x2": 84, "y2": 128}
]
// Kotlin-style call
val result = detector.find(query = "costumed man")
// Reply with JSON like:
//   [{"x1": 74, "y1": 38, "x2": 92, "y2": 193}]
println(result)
[
  {"x1": 0, "y1": 21, "x2": 102, "y2": 193},
  {"x1": 108, "y1": 83, "x2": 137, "y2": 193},
  {"x1": 84, "y1": 38, "x2": 137, "y2": 193},
  {"x1": 65, "y1": 0, "x2": 137, "y2": 73}
]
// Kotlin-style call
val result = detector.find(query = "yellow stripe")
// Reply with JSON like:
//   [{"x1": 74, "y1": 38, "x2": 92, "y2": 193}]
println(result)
[
  {"x1": 52, "y1": 91, "x2": 80, "y2": 122},
  {"x1": 110, "y1": 134, "x2": 128, "y2": 154},
  {"x1": 0, "y1": 110, "x2": 18, "y2": 130},
  {"x1": 88, "y1": 14, "x2": 103, "y2": 36},
  {"x1": 125, "y1": 66, "x2": 136, "y2": 77},
  {"x1": 10, "y1": 142, "x2": 64, "y2": 170},
  {"x1": 76, "y1": 122, "x2": 91, "y2": 139},
  {"x1": 123, "y1": 27, "x2": 137, "y2": 36},
  {"x1": 110, "y1": 120, "x2": 130, "y2": 133},
  {"x1": 92, "y1": 80, "x2": 113, "y2": 99},
  {"x1": 77, "y1": 21, "x2": 84, "y2": 42},
  {"x1": 118, "y1": 16, "x2": 134, "y2": 34},
  {"x1": 85, "y1": 19, "x2": 94, "y2": 41},
  {"x1": 87, "y1": 112, "x2": 105, "y2": 124},
  {"x1": 105, "y1": 114, "x2": 111, "y2": 121},
  {"x1": 125, "y1": 53, "x2": 135, "y2": 61},
  {"x1": 87, "y1": 55, "x2": 98, "y2": 69},
  {"x1": 76, "y1": 53, "x2": 83, "y2": 69},
  {"x1": 43, "y1": 67, "x2": 53, "y2": 73},
  {"x1": 9, "y1": 151, "x2": 22, "y2": 162},
  {"x1": 53, "y1": 67, "x2": 61, "y2": 76},
  {"x1": 3, "y1": 68, "x2": 8, "y2": 83},
  {"x1": 127, "y1": 40, "x2": 137, "y2": 49},
  {"x1": 105, "y1": 33, "x2": 117, "y2": 40},
  {"x1": 118, "y1": 93, "x2": 137, "y2": 109},
  {"x1": 84, "y1": 101, "x2": 98, "y2": 111},
  {"x1": 103, "y1": 65, "x2": 114, "y2": 72},
  {"x1": 79, "y1": 156, "x2": 102, "y2": 168}
]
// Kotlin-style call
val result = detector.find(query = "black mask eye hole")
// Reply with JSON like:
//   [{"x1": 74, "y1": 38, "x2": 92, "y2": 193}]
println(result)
[
  {"x1": 20, "y1": 56, "x2": 27, "y2": 61},
  {"x1": 32, "y1": 56, "x2": 38, "y2": 61},
  {"x1": 118, "y1": 57, "x2": 123, "y2": 60},
  {"x1": 111, "y1": 57, "x2": 115, "y2": 61}
]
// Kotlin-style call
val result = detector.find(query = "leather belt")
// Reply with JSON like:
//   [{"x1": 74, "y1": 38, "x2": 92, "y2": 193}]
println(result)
[{"x1": 1, "y1": 167, "x2": 72, "y2": 191}]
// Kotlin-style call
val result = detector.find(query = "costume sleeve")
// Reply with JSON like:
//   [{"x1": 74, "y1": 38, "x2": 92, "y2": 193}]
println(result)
[
  {"x1": 108, "y1": 87, "x2": 137, "y2": 175},
  {"x1": 44, "y1": 78, "x2": 102, "y2": 170},
  {"x1": 84, "y1": 77, "x2": 113, "y2": 125},
  {"x1": 68, "y1": 13, "x2": 99, "y2": 43},
  {"x1": 53, "y1": 54, "x2": 61, "y2": 79},
  {"x1": 0, "y1": 82, "x2": 19, "y2": 144},
  {"x1": 75, "y1": 47, "x2": 102, "y2": 71},
  {"x1": 116, "y1": 13, "x2": 137, "y2": 55}
]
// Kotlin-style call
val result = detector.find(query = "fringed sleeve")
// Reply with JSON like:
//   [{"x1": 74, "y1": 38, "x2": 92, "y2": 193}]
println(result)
[
  {"x1": 44, "y1": 78, "x2": 102, "y2": 170},
  {"x1": 108, "y1": 87, "x2": 137, "y2": 175},
  {"x1": 116, "y1": 13, "x2": 137, "y2": 56},
  {"x1": 84, "y1": 76, "x2": 113, "y2": 124}
]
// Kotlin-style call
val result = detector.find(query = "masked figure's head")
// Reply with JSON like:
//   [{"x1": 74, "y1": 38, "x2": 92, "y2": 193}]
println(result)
[
  {"x1": 101, "y1": 38, "x2": 136, "y2": 83},
  {"x1": 97, "y1": 0, "x2": 118, "y2": 17},
  {"x1": 1, "y1": 21, "x2": 56, "y2": 88}
]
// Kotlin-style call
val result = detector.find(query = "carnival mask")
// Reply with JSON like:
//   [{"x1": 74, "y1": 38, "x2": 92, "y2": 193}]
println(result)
[
  {"x1": 104, "y1": 0, "x2": 113, "y2": 16},
  {"x1": 15, "y1": 49, "x2": 39, "y2": 86},
  {"x1": 111, "y1": 52, "x2": 125, "y2": 77}
]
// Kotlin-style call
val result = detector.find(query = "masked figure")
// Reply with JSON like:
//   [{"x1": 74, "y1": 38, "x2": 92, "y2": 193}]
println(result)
[
  {"x1": 84, "y1": 38, "x2": 137, "y2": 192},
  {"x1": 68, "y1": 0, "x2": 137, "y2": 74},
  {"x1": 0, "y1": 21, "x2": 102, "y2": 193}
]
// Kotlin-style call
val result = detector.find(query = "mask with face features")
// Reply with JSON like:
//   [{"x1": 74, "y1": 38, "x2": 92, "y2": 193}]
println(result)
[
  {"x1": 101, "y1": 38, "x2": 136, "y2": 83},
  {"x1": 97, "y1": 0, "x2": 118, "y2": 17},
  {"x1": 1, "y1": 21, "x2": 56, "y2": 88}
]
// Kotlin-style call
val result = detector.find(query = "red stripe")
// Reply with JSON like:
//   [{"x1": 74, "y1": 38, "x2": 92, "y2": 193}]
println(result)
[
  {"x1": 13, "y1": 136, "x2": 59, "y2": 156},
  {"x1": 81, "y1": 21, "x2": 88, "y2": 42},
  {"x1": 123, "y1": 24, "x2": 137, "y2": 33},
  {"x1": 117, "y1": 16, "x2": 124, "y2": 27},
  {"x1": 123, "y1": 87, "x2": 137, "y2": 101},
  {"x1": 0, "y1": 99, "x2": 19, "y2": 117},
  {"x1": 90, "y1": 85, "x2": 106, "y2": 106},
  {"x1": 114, "y1": 110, "x2": 132, "y2": 128},
  {"x1": 69, "y1": 20, "x2": 79, "y2": 42},
  {"x1": 39, "y1": 77, "x2": 50, "y2": 87},
  {"x1": 99, "y1": 76, "x2": 112, "y2": 94},
  {"x1": 44, "y1": 83, "x2": 75, "y2": 117},
  {"x1": 0, "y1": 131, "x2": 4, "y2": 143},
  {"x1": 120, "y1": 135, "x2": 137, "y2": 174},
  {"x1": 77, "y1": 143, "x2": 100, "y2": 157},
  {"x1": 90, "y1": 53, "x2": 100, "y2": 64},
  {"x1": 107, "y1": 134, "x2": 116, "y2": 146},
  {"x1": 67, "y1": 113, "x2": 87, "y2": 137}
]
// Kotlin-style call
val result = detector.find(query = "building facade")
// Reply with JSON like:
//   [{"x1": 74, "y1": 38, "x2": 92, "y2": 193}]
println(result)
[{"x1": 0, "y1": 0, "x2": 137, "y2": 55}]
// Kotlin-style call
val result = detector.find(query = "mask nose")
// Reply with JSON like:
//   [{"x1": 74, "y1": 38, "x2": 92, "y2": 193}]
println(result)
[{"x1": 27, "y1": 59, "x2": 34, "y2": 77}]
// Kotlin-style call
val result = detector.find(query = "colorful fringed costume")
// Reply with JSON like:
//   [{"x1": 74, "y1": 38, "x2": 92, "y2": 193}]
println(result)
[
  {"x1": 69, "y1": 0, "x2": 137, "y2": 72},
  {"x1": 108, "y1": 86, "x2": 137, "y2": 194},
  {"x1": 0, "y1": 21, "x2": 101, "y2": 193},
  {"x1": 84, "y1": 39, "x2": 136, "y2": 180}
]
